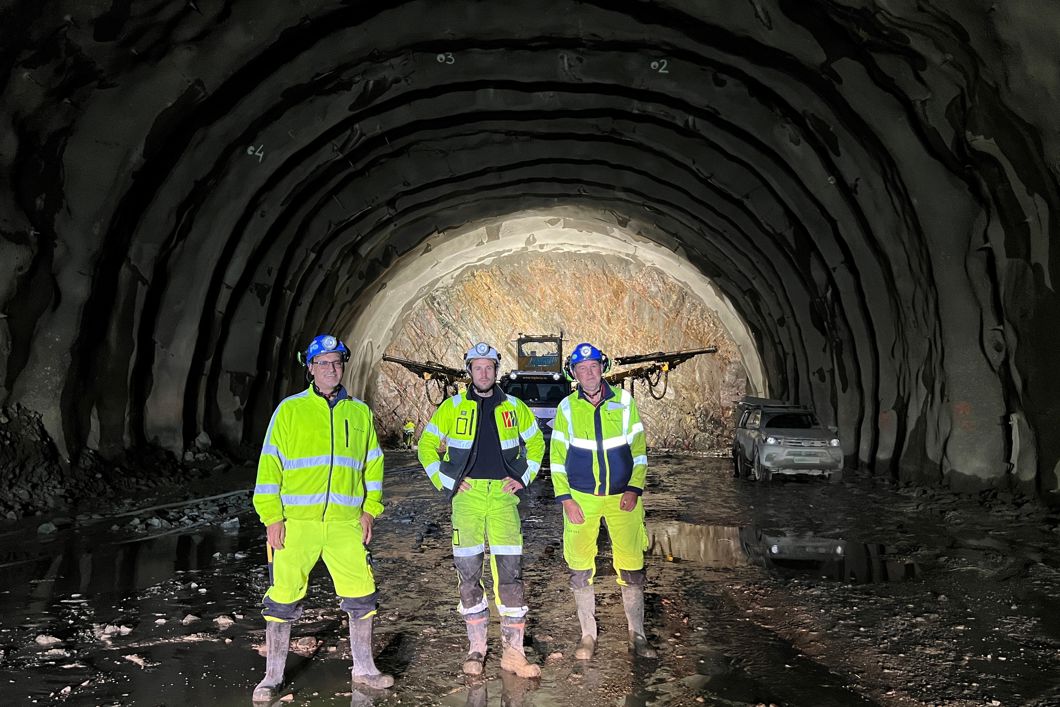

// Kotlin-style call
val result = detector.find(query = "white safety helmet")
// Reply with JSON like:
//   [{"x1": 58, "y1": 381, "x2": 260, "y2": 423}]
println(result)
[{"x1": 464, "y1": 342, "x2": 501, "y2": 373}]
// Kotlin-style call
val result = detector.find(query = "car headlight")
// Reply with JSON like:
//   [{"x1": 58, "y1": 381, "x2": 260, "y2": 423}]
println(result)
[
  {"x1": 770, "y1": 544, "x2": 779, "y2": 555},
  {"x1": 509, "y1": 372, "x2": 517, "y2": 379},
  {"x1": 829, "y1": 438, "x2": 841, "y2": 447},
  {"x1": 552, "y1": 372, "x2": 561, "y2": 380},
  {"x1": 835, "y1": 545, "x2": 844, "y2": 555},
  {"x1": 765, "y1": 436, "x2": 777, "y2": 445}
]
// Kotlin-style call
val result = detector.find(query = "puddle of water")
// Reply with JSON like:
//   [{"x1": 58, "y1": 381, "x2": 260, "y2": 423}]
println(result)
[
  {"x1": 0, "y1": 522, "x2": 259, "y2": 607},
  {"x1": 648, "y1": 521, "x2": 920, "y2": 584}
]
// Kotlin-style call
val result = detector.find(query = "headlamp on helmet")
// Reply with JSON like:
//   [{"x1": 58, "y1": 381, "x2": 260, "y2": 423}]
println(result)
[
  {"x1": 298, "y1": 333, "x2": 351, "y2": 366},
  {"x1": 563, "y1": 341, "x2": 611, "y2": 380},
  {"x1": 464, "y1": 342, "x2": 501, "y2": 373}
]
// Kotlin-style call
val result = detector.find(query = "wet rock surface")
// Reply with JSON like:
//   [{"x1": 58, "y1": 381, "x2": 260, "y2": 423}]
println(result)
[
  {"x1": 375, "y1": 252, "x2": 747, "y2": 451},
  {"x1": 0, "y1": 451, "x2": 1057, "y2": 705},
  {"x1": 0, "y1": 404, "x2": 237, "y2": 521}
]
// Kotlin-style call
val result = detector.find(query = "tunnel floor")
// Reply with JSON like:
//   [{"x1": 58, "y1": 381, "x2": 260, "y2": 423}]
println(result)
[{"x1": 1, "y1": 453, "x2": 1058, "y2": 706}]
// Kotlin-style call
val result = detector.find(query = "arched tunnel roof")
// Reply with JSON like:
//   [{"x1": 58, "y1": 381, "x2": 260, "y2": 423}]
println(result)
[{"x1": 0, "y1": 0, "x2": 1057, "y2": 495}]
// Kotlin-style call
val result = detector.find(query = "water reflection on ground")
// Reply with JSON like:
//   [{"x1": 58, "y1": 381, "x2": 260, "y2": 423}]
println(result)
[{"x1": 648, "y1": 520, "x2": 921, "y2": 583}]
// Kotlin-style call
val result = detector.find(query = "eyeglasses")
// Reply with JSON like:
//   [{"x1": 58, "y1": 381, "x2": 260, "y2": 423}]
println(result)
[{"x1": 311, "y1": 359, "x2": 345, "y2": 370}]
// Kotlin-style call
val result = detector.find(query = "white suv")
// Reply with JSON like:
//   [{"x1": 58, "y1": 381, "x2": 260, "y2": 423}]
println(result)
[{"x1": 731, "y1": 396, "x2": 843, "y2": 482}]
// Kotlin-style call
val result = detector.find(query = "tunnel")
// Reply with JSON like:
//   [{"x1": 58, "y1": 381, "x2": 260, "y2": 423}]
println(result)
[{"x1": 1, "y1": 0, "x2": 1059, "y2": 502}]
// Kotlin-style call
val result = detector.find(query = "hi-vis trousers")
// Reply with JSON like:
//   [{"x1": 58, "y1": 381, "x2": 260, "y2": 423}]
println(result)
[
  {"x1": 451, "y1": 478, "x2": 528, "y2": 617},
  {"x1": 563, "y1": 489, "x2": 648, "y2": 588},
  {"x1": 262, "y1": 518, "x2": 377, "y2": 622}
]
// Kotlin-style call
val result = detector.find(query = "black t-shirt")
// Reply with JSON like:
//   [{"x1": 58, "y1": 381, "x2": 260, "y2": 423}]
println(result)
[{"x1": 466, "y1": 388, "x2": 507, "y2": 480}]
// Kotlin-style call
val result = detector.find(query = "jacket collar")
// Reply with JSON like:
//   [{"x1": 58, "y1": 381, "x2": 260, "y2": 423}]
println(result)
[
  {"x1": 577, "y1": 381, "x2": 615, "y2": 404},
  {"x1": 311, "y1": 384, "x2": 349, "y2": 408},
  {"x1": 467, "y1": 385, "x2": 505, "y2": 405}
]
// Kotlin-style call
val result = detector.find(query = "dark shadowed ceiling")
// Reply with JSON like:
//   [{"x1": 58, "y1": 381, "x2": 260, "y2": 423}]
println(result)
[{"x1": 0, "y1": 0, "x2": 1057, "y2": 496}]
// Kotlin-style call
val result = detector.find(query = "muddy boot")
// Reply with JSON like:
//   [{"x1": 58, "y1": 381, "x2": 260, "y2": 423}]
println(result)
[
  {"x1": 253, "y1": 620, "x2": 291, "y2": 702},
  {"x1": 348, "y1": 614, "x2": 394, "y2": 689},
  {"x1": 462, "y1": 609, "x2": 489, "y2": 675},
  {"x1": 572, "y1": 587, "x2": 597, "y2": 660},
  {"x1": 499, "y1": 616, "x2": 541, "y2": 678},
  {"x1": 620, "y1": 585, "x2": 657, "y2": 658}
]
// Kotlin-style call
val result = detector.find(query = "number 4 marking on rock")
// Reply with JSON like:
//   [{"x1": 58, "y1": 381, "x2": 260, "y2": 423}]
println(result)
[{"x1": 246, "y1": 144, "x2": 265, "y2": 163}]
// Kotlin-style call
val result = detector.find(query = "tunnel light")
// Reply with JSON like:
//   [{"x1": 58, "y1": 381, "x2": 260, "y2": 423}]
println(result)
[
  {"x1": 829, "y1": 438, "x2": 840, "y2": 447},
  {"x1": 835, "y1": 545, "x2": 844, "y2": 555},
  {"x1": 769, "y1": 544, "x2": 779, "y2": 555},
  {"x1": 765, "y1": 435, "x2": 778, "y2": 445}
]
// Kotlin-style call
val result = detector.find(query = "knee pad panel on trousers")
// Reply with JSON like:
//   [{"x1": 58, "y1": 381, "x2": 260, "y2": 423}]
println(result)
[
  {"x1": 493, "y1": 554, "x2": 525, "y2": 610},
  {"x1": 339, "y1": 592, "x2": 378, "y2": 619},
  {"x1": 262, "y1": 596, "x2": 304, "y2": 622},
  {"x1": 618, "y1": 568, "x2": 646, "y2": 587},
  {"x1": 569, "y1": 568, "x2": 595, "y2": 589},
  {"x1": 454, "y1": 553, "x2": 485, "y2": 582},
  {"x1": 454, "y1": 553, "x2": 487, "y2": 612}
]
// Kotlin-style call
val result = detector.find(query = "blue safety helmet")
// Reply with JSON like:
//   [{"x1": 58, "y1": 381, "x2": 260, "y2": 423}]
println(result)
[
  {"x1": 298, "y1": 334, "x2": 351, "y2": 366},
  {"x1": 564, "y1": 342, "x2": 611, "y2": 380}
]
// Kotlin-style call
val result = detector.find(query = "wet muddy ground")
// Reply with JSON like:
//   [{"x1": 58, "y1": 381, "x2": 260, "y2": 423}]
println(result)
[{"x1": 1, "y1": 451, "x2": 1058, "y2": 706}]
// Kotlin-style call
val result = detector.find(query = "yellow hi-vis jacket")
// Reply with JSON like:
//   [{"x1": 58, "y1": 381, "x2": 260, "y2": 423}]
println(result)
[
  {"x1": 550, "y1": 383, "x2": 647, "y2": 500},
  {"x1": 253, "y1": 387, "x2": 384, "y2": 527},
  {"x1": 417, "y1": 388, "x2": 545, "y2": 495}
]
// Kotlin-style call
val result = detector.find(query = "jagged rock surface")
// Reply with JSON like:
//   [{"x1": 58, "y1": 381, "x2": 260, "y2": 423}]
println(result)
[{"x1": 375, "y1": 252, "x2": 747, "y2": 450}]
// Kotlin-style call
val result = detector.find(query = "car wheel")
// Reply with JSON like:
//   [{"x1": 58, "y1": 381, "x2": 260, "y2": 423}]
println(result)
[
  {"x1": 752, "y1": 452, "x2": 771, "y2": 482},
  {"x1": 731, "y1": 452, "x2": 740, "y2": 478},
  {"x1": 829, "y1": 469, "x2": 843, "y2": 484}
]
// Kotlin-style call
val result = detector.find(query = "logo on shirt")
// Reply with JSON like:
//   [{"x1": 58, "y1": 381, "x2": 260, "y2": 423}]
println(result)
[{"x1": 501, "y1": 410, "x2": 516, "y2": 429}]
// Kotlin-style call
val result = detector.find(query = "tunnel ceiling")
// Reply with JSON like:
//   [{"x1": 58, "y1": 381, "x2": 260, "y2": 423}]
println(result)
[{"x1": 0, "y1": 0, "x2": 1058, "y2": 496}]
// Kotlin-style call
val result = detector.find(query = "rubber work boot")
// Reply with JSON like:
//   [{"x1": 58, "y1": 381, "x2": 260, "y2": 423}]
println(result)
[
  {"x1": 620, "y1": 585, "x2": 657, "y2": 658},
  {"x1": 462, "y1": 609, "x2": 489, "y2": 675},
  {"x1": 253, "y1": 620, "x2": 291, "y2": 702},
  {"x1": 348, "y1": 614, "x2": 394, "y2": 689},
  {"x1": 572, "y1": 587, "x2": 597, "y2": 660},
  {"x1": 499, "y1": 616, "x2": 541, "y2": 678}
]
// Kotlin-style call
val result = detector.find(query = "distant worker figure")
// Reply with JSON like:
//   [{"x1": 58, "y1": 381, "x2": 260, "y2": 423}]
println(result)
[
  {"x1": 417, "y1": 342, "x2": 545, "y2": 678},
  {"x1": 550, "y1": 342, "x2": 657, "y2": 660},
  {"x1": 252, "y1": 334, "x2": 393, "y2": 701},
  {"x1": 402, "y1": 420, "x2": 415, "y2": 449}
]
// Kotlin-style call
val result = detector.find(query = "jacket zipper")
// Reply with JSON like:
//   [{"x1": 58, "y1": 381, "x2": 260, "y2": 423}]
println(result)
[
  {"x1": 344, "y1": 419, "x2": 349, "y2": 448},
  {"x1": 322, "y1": 402, "x2": 336, "y2": 520},
  {"x1": 594, "y1": 403, "x2": 609, "y2": 494}
]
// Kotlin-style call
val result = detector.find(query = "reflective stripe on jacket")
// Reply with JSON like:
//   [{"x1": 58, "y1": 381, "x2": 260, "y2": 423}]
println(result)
[
  {"x1": 550, "y1": 383, "x2": 647, "y2": 500},
  {"x1": 253, "y1": 388, "x2": 385, "y2": 526},
  {"x1": 417, "y1": 389, "x2": 545, "y2": 495}
]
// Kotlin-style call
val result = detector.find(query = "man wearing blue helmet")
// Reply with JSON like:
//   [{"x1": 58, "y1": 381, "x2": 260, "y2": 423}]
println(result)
[
  {"x1": 550, "y1": 342, "x2": 657, "y2": 660},
  {"x1": 251, "y1": 333, "x2": 392, "y2": 700}
]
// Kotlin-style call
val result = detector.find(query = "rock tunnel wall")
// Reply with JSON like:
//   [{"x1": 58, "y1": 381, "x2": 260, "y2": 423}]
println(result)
[
  {"x1": 371, "y1": 249, "x2": 748, "y2": 450},
  {"x1": 0, "y1": 0, "x2": 1057, "y2": 497}
]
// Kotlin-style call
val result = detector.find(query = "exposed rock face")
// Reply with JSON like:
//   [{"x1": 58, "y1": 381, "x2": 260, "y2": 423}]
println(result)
[
  {"x1": 374, "y1": 252, "x2": 747, "y2": 451},
  {"x1": 0, "y1": 406, "x2": 64, "y2": 518},
  {"x1": 0, "y1": 1, "x2": 1057, "y2": 497}
]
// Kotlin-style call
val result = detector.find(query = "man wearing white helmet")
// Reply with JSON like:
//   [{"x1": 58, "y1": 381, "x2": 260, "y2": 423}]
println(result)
[
  {"x1": 251, "y1": 334, "x2": 392, "y2": 701},
  {"x1": 551, "y1": 342, "x2": 657, "y2": 661},
  {"x1": 417, "y1": 342, "x2": 545, "y2": 678}
]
